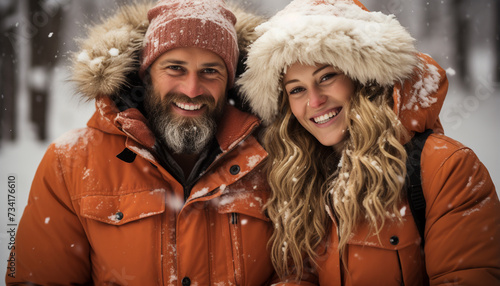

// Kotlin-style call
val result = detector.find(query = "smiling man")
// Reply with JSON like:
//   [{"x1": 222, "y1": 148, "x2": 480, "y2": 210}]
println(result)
[
  {"x1": 144, "y1": 47, "x2": 229, "y2": 180},
  {"x1": 6, "y1": 1, "x2": 275, "y2": 285}
]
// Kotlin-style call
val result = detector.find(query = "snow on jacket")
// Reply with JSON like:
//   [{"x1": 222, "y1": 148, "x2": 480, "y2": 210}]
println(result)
[
  {"x1": 276, "y1": 134, "x2": 500, "y2": 286},
  {"x1": 5, "y1": 3, "x2": 275, "y2": 286},
  {"x1": 288, "y1": 132, "x2": 500, "y2": 286},
  {"x1": 237, "y1": 0, "x2": 500, "y2": 285}
]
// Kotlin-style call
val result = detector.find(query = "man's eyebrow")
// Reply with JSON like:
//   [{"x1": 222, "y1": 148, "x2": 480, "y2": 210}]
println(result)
[
  {"x1": 201, "y1": 62, "x2": 225, "y2": 69},
  {"x1": 156, "y1": 59, "x2": 225, "y2": 69},
  {"x1": 157, "y1": 59, "x2": 187, "y2": 66}
]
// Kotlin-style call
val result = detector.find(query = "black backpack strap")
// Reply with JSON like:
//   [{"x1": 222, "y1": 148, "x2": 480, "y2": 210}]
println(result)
[{"x1": 404, "y1": 129, "x2": 433, "y2": 246}]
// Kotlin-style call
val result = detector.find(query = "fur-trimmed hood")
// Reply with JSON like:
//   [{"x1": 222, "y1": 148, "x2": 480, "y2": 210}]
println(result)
[
  {"x1": 237, "y1": 0, "x2": 420, "y2": 126},
  {"x1": 71, "y1": 1, "x2": 265, "y2": 101}
]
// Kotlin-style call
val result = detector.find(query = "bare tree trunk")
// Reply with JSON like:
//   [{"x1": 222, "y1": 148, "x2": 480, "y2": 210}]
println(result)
[
  {"x1": 496, "y1": 0, "x2": 500, "y2": 84},
  {"x1": 0, "y1": 1, "x2": 18, "y2": 141},
  {"x1": 453, "y1": 0, "x2": 470, "y2": 85},
  {"x1": 28, "y1": 0, "x2": 63, "y2": 141}
]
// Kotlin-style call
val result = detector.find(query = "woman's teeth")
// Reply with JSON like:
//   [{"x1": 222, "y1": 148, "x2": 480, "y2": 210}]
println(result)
[
  {"x1": 313, "y1": 109, "x2": 339, "y2": 124},
  {"x1": 175, "y1": 102, "x2": 203, "y2": 111}
]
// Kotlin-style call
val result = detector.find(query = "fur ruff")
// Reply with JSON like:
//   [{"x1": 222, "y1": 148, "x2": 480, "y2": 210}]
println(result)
[
  {"x1": 71, "y1": 1, "x2": 265, "y2": 101},
  {"x1": 237, "y1": 0, "x2": 419, "y2": 125}
]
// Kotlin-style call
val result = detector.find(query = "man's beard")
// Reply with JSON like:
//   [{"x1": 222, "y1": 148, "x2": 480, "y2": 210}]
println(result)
[{"x1": 144, "y1": 87, "x2": 225, "y2": 155}]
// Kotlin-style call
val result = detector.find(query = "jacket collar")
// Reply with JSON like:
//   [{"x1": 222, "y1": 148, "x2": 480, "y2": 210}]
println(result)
[{"x1": 87, "y1": 96, "x2": 262, "y2": 156}]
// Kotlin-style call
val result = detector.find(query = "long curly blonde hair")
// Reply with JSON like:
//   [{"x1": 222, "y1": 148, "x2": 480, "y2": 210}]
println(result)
[{"x1": 264, "y1": 81, "x2": 408, "y2": 280}]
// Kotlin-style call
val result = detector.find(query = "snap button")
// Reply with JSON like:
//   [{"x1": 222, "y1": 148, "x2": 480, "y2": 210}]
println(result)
[
  {"x1": 389, "y1": 235, "x2": 399, "y2": 245},
  {"x1": 229, "y1": 165, "x2": 240, "y2": 175},
  {"x1": 115, "y1": 212, "x2": 124, "y2": 221},
  {"x1": 181, "y1": 277, "x2": 191, "y2": 286}
]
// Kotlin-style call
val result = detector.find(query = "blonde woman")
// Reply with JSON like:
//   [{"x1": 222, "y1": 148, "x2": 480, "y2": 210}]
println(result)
[{"x1": 238, "y1": 0, "x2": 500, "y2": 285}]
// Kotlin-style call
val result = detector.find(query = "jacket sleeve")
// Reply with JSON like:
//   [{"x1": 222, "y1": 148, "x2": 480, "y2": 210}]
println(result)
[
  {"x1": 422, "y1": 138, "x2": 500, "y2": 285},
  {"x1": 5, "y1": 143, "x2": 92, "y2": 285}
]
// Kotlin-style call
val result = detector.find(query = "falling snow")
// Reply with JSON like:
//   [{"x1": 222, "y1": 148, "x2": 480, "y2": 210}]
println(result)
[{"x1": 0, "y1": 0, "x2": 498, "y2": 277}]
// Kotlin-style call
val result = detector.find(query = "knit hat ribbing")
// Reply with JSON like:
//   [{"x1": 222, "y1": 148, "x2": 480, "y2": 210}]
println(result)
[{"x1": 140, "y1": 0, "x2": 239, "y2": 87}]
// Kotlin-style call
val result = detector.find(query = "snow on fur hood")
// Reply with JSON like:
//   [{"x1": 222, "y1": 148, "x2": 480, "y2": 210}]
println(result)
[
  {"x1": 71, "y1": 1, "x2": 265, "y2": 101},
  {"x1": 237, "y1": 0, "x2": 426, "y2": 126}
]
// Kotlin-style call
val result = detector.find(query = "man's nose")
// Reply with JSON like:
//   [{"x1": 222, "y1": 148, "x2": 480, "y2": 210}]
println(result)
[{"x1": 178, "y1": 73, "x2": 204, "y2": 98}]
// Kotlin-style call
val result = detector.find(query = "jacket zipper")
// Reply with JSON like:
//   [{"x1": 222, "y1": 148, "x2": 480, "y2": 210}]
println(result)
[
  {"x1": 206, "y1": 206, "x2": 213, "y2": 285},
  {"x1": 231, "y1": 213, "x2": 238, "y2": 224},
  {"x1": 396, "y1": 250, "x2": 405, "y2": 286},
  {"x1": 160, "y1": 205, "x2": 166, "y2": 286},
  {"x1": 229, "y1": 212, "x2": 243, "y2": 285}
]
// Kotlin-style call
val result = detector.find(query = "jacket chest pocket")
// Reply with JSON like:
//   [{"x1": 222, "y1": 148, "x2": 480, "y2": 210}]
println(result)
[
  {"x1": 345, "y1": 216, "x2": 427, "y2": 286},
  {"x1": 80, "y1": 189, "x2": 166, "y2": 225},
  {"x1": 78, "y1": 189, "x2": 166, "y2": 285}
]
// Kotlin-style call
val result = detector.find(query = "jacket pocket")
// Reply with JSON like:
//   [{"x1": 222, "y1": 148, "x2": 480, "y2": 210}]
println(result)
[
  {"x1": 346, "y1": 212, "x2": 426, "y2": 286},
  {"x1": 80, "y1": 189, "x2": 165, "y2": 225}
]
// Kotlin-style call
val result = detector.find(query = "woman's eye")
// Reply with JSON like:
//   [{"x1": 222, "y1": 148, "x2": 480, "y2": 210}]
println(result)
[
  {"x1": 320, "y1": 73, "x2": 337, "y2": 82},
  {"x1": 289, "y1": 87, "x2": 305, "y2": 95}
]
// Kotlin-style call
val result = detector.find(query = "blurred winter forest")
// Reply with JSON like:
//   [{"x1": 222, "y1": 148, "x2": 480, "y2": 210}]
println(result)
[{"x1": 0, "y1": 0, "x2": 499, "y2": 281}]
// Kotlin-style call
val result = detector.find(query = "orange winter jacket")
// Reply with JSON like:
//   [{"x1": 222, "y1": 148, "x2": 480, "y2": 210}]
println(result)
[
  {"x1": 5, "y1": 3, "x2": 274, "y2": 285},
  {"x1": 6, "y1": 97, "x2": 274, "y2": 285},
  {"x1": 275, "y1": 54, "x2": 500, "y2": 286},
  {"x1": 303, "y1": 134, "x2": 500, "y2": 286}
]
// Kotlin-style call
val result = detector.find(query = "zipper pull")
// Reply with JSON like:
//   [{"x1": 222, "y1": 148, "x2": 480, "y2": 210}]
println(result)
[{"x1": 231, "y1": 213, "x2": 239, "y2": 224}]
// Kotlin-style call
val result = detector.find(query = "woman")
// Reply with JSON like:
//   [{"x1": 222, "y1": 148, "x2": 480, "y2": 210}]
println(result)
[{"x1": 237, "y1": 0, "x2": 500, "y2": 285}]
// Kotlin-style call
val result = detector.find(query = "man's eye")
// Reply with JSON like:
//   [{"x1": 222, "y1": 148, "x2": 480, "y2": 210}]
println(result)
[
  {"x1": 167, "y1": 65, "x2": 183, "y2": 71},
  {"x1": 202, "y1": 68, "x2": 217, "y2": 74}
]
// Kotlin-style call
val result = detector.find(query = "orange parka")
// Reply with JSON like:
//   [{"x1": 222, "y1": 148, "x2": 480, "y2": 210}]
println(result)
[
  {"x1": 302, "y1": 136, "x2": 500, "y2": 286},
  {"x1": 6, "y1": 3, "x2": 275, "y2": 286},
  {"x1": 276, "y1": 56, "x2": 500, "y2": 286},
  {"x1": 235, "y1": 0, "x2": 500, "y2": 283}
]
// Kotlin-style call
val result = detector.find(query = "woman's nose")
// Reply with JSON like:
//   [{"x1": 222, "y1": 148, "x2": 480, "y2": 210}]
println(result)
[{"x1": 308, "y1": 86, "x2": 327, "y2": 108}]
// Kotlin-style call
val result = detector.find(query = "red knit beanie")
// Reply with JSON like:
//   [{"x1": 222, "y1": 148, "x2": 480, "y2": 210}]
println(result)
[{"x1": 140, "y1": 0, "x2": 239, "y2": 87}]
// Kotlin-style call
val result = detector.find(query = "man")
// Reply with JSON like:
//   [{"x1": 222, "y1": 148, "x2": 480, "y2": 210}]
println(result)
[{"x1": 6, "y1": 1, "x2": 274, "y2": 285}]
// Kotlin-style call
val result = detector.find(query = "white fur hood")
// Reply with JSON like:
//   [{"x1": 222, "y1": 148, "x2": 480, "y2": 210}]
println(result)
[
  {"x1": 237, "y1": 0, "x2": 420, "y2": 125},
  {"x1": 71, "y1": 1, "x2": 265, "y2": 101}
]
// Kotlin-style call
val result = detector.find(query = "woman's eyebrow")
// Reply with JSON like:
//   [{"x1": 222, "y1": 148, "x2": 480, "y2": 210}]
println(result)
[
  {"x1": 284, "y1": 79, "x2": 299, "y2": 86},
  {"x1": 313, "y1": 65, "x2": 330, "y2": 76},
  {"x1": 284, "y1": 65, "x2": 331, "y2": 86}
]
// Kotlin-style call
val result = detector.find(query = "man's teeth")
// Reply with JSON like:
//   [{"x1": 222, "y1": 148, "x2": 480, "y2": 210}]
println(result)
[
  {"x1": 175, "y1": 102, "x2": 203, "y2": 111},
  {"x1": 313, "y1": 110, "x2": 339, "y2": 124}
]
